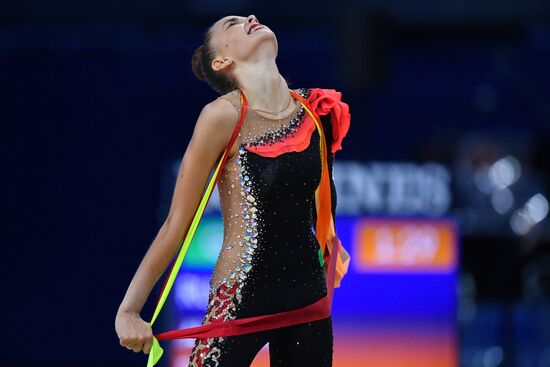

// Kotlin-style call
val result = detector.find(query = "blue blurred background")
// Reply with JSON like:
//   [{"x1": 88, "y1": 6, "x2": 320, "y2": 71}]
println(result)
[{"x1": 3, "y1": 1, "x2": 550, "y2": 366}]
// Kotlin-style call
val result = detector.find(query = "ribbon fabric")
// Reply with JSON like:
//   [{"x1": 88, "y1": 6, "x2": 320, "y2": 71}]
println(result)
[{"x1": 146, "y1": 88, "x2": 343, "y2": 367}]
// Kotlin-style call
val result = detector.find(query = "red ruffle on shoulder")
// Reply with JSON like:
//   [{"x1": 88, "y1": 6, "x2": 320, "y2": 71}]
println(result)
[
  {"x1": 244, "y1": 88, "x2": 350, "y2": 157},
  {"x1": 307, "y1": 88, "x2": 351, "y2": 154}
]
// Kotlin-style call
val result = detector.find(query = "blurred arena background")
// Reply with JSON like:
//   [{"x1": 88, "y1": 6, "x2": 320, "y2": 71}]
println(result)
[{"x1": 3, "y1": 1, "x2": 550, "y2": 366}]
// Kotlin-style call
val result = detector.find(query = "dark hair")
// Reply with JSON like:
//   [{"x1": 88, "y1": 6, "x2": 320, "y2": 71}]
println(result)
[{"x1": 192, "y1": 26, "x2": 239, "y2": 95}]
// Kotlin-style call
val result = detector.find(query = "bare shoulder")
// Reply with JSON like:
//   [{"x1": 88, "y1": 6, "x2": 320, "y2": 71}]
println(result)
[
  {"x1": 215, "y1": 89, "x2": 241, "y2": 115},
  {"x1": 185, "y1": 94, "x2": 242, "y2": 165},
  {"x1": 195, "y1": 94, "x2": 239, "y2": 135}
]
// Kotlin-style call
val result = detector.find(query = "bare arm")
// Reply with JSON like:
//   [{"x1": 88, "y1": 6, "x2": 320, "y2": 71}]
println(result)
[{"x1": 115, "y1": 97, "x2": 238, "y2": 353}]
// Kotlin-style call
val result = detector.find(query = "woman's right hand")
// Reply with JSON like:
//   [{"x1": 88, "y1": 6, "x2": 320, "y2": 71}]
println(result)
[{"x1": 115, "y1": 309, "x2": 154, "y2": 354}]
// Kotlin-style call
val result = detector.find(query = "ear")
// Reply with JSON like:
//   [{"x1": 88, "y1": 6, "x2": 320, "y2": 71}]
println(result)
[{"x1": 211, "y1": 57, "x2": 233, "y2": 72}]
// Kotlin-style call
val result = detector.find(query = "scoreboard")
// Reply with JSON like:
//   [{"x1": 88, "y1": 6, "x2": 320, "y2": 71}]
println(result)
[{"x1": 163, "y1": 215, "x2": 459, "y2": 367}]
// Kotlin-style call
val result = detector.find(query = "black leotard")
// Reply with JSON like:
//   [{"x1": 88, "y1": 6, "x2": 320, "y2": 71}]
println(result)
[{"x1": 188, "y1": 87, "x2": 342, "y2": 367}]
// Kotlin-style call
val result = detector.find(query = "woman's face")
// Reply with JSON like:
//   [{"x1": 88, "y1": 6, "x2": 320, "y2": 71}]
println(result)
[{"x1": 209, "y1": 14, "x2": 277, "y2": 69}]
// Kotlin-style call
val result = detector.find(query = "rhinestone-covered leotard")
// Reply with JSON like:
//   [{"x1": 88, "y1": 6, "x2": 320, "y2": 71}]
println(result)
[{"x1": 188, "y1": 87, "x2": 349, "y2": 366}]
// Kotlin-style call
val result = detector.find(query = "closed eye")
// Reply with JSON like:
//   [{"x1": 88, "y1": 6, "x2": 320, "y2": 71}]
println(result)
[{"x1": 225, "y1": 17, "x2": 245, "y2": 30}]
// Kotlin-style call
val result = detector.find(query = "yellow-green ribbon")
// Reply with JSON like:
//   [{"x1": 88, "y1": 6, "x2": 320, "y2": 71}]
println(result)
[{"x1": 146, "y1": 146, "x2": 228, "y2": 367}]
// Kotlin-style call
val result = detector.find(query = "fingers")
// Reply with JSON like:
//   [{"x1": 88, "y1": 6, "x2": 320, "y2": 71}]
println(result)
[
  {"x1": 142, "y1": 323, "x2": 154, "y2": 354},
  {"x1": 120, "y1": 333, "x2": 154, "y2": 354},
  {"x1": 132, "y1": 341, "x2": 143, "y2": 353},
  {"x1": 120, "y1": 338, "x2": 136, "y2": 351},
  {"x1": 117, "y1": 315, "x2": 154, "y2": 355},
  {"x1": 134, "y1": 333, "x2": 154, "y2": 354},
  {"x1": 143, "y1": 337, "x2": 153, "y2": 355}
]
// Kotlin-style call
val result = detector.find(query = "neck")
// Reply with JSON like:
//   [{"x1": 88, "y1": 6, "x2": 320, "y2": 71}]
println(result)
[{"x1": 236, "y1": 59, "x2": 291, "y2": 113}]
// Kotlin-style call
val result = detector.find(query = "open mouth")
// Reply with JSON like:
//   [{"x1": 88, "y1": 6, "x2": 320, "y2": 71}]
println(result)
[{"x1": 248, "y1": 24, "x2": 264, "y2": 34}]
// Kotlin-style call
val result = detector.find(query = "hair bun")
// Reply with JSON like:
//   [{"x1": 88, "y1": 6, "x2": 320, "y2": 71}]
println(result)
[{"x1": 192, "y1": 45, "x2": 205, "y2": 81}]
